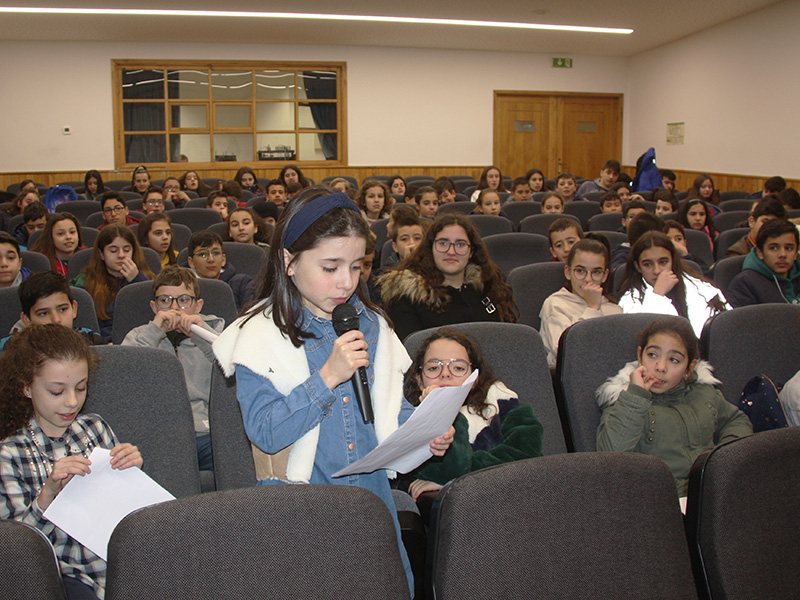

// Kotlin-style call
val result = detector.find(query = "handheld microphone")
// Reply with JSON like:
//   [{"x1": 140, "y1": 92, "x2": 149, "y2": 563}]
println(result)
[{"x1": 332, "y1": 303, "x2": 374, "y2": 424}]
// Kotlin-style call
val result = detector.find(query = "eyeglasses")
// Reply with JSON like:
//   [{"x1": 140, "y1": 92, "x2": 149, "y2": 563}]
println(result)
[
  {"x1": 163, "y1": 185, "x2": 180, "y2": 191},
  {"x1": 103, "y1": 206, "x2": 126, "y2": 214},
  {"x1": 145, "y1": 199, "x2": 164, "y2": 207},
  {"x1": 154, "y1": 294, "x2": 196, "y2": 310},
  {"x1": 192, "y1": 250, "x2": 223, "y2": 261},
  {"x1": 433, "y1": 239, "x2": 471, "y2": 255},
  {"x1": 420, "y1": 358, "x2": 472, "y2": 379},
  {"x1": 570, "y1": 266, "x2": 607, "y2": 280}
]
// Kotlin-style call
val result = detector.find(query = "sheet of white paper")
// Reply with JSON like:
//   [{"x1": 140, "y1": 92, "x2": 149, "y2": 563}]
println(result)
[
  {"x1": 190, "y1": 323, "x2": 218, "y2": 344},
  {"x1": 333, "y1": 370, "x2": 478, "y2": 477},
  {"x1": 43, "y1": 448, "x2": 175, "y2": 561}
]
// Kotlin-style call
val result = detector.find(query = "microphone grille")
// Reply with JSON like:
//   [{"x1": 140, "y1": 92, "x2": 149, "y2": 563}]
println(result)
[{"x1": 332, "y1": 303, "x2": 359, "y2": 335}]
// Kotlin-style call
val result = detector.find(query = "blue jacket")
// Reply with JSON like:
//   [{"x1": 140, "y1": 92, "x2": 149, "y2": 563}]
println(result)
[{"x1": 632, "y1": 147, "x2": 662, "y2": 192}]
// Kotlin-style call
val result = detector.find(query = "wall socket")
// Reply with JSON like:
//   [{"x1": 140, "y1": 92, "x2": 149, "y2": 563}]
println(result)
[{"x1": 62, "y1": 126, "x2": 71, "y2": 135}]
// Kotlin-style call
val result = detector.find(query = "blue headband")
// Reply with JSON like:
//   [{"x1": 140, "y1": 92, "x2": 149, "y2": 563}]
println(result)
[{"x1": 283, "y1": 192, "x2": 361, "y2": 249}]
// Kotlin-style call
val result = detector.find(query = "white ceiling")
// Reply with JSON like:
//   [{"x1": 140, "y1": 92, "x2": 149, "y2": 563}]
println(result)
[{"x1": 0, "y1": 0, "x2": 782, "y2": 56}]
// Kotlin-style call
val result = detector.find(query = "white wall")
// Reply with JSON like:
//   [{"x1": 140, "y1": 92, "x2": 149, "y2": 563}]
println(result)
[
  {"x1": 0, "y1": 40, "x2": 627, "y2": 172},
  {"x1": 625, "y1": 0, "x2": 800, "y2": 179}
]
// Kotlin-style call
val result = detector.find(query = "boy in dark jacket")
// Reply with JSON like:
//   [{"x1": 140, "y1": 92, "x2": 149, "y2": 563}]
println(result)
[{"x1": 726, "y1": 219, "x2": 800, "y2": 307}]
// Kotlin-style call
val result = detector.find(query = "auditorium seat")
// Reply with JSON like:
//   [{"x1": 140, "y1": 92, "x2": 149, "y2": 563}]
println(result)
[
  {"x1": 519, "y1": 213, "x2": 580, "y2": 236},
  {"x1": 507, "y1": 262, "x2": 566, "y2": 331},
  {"x1": 0, "y1": 520, "x2": 66, "y2": 600},
  {"x1": 483, "y1": 232, "x2": 552, "y2": 278}
]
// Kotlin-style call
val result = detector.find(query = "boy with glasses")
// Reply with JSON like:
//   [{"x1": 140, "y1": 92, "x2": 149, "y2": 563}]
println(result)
[
  {"x1": 99, "y1": 191, "x2": 139, "y2": 229},
  {"x1": 186, "y1": 231, "x2": 253, "y2": 309},
  {"x1": 142, "y1": 186, "x2": 166, "y2": 214},
  {"x1": 121, "y1": 265, "x2": 224, "y2": 470}
]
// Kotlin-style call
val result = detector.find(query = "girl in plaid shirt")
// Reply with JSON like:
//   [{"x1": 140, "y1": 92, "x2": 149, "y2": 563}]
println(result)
[{"x1": 0, "y1": 324, "x2": 142, "y2": 600}]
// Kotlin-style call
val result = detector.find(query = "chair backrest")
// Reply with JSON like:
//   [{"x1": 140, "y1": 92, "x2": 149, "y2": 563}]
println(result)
[
  {"x1": 702, "y1": 304, "x2": 800, "y2": 404},
  {"x1": 0, "y1": 284, "x2": 99, "y2": 338},
  {"x1": 207, "y1": 222, "x2": 226, "y2": 236},
  {"x1": 54, "y1": 200, "x2": 102, "y2": 224},
  {"x1": 582, "y1": 190, "x2": 606, "y2": 202},
  {"x1": 719, "y1": 190, "x2": 750, "y2": 202},
  {"x1": 683, "y1": 229, "x2": 714, "y2": 272},
  {"x1": 563, "y1": 200, "x2": 601, "y2": 228},
  {"x1": 0, "y1": 520, "x2": 66, "y2": 600},
  {"x1": 483, "y1": 232, "x2": 552, "y2": 278},
  {"x1": 465, "y1": 214, "x2": 514, "y2": 238},
  {"x1": 507, "y1": 262, "x2": 566, "y2": 330},
  {"x1": 714, "y1": 227, "x2": 749, "y2": 261},
  {"x1": 405, "y1": 175, "x2": 435, "y2": 186},
  {"x1": 21, "y1": 250, "x2": 52, "y2": 273},
  {"x1": 436, "y1": 201, "x2": 474, "y2": 216},
  {"x1": 428, "y1": 453, "x2": 696, "y2": 600},
  {"x1": 710, "y1": 254, "x2": 746, "y2": 295},
  {"x1": 209, "y1": 364, "x2": 257, "y2": 490},
  {"x1": 112, "y1": 278, "x2": 237, "y2": 345},
  {"x1": 718, "y1": 198, "x2": 754, "y2": 212},
  {"x1": 370, "y1": 217, "x2": 390, "y2": 252},
  {"x1": 106, "y1": 485, "x2": 408, "y2": 600},
  {"x1": 686, "y1": 428, "x2": 800, "y2": 600},
  {"x1": 6, "y1": 213, "x2": 24, "y2": 234},
  {"x1": 166, "y1": 207, "x2": 223, "y2": 232},
  {"x1": 555, "y1": 313, "x2": 667, "y2": 451},
  {"x1": 499, "y1": 200, "x2": 541, "y2": 227},
  {"x1": 85, "y1": 345, "x2": 201, "y2": 497},
  {"x1": 519, "y1": 213, "x2": 580, "y2": 236},
  {"x1": 587, "y1": 211, "x2": 625, "y2": 232},
  {"x1": 380, "y1": 238, "x2": 396, "y2": 269},
  {"x1": 591, "y1": 229, "x2": 627, "y2": 249},
  {"x1": 103, "y1": 179, "x2": 129, "y2": 191},
  {"x1": 713, "y1": 210, "x2": 750, "y2": 232},
  {"x1": 65, "y1": 246, "x2": 161, "y2": 282},
  {"x1": 221, "y1": 241, "x2": 267, "y2": 280},
  {"x1": 453, "y1": 178, "x2": 477, "y2": 193},
  {"x1": 404, "y1": 322, "x2": 567, "y2": 456}
]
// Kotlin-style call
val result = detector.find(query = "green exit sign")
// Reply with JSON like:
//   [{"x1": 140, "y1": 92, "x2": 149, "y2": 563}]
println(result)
[{"x1": 552, "y1": 57, "x2": 573, "y2": 68}]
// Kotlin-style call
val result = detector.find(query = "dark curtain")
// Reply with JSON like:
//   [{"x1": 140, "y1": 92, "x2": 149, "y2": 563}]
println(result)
[
  {"x1": 302, "y1": 71, "x2": 337, "y2": 160},
  {"x1": 122, "y1": 69, "x2": 180, "y2": 162}
]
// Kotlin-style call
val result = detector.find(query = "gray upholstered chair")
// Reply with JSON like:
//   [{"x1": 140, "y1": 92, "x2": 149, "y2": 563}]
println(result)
[
  {"x1": 111, "y1": 278, "x2": 237, "y2": 345},
  {"x1": 686, "y1": 427, "x2": 800, "y2": 600},
  {"x1": 21, "y1": 250, "x2": 52, "y2": 273},
  {"x1": 54, "y1": 200, "x2": 102, "y2": 224},
  {"x1": 714, "y1": 227, "x2": 749, "y2": 261},
  {"x1": 713, "y1": 210, "x2": 750, "y2": 232},
  {"x1": 507, "y1": 262, "x2": 566, "y2": 330},
  {"x1": 482, "y1": 232, "x2": 552, "y2": 278},
  {"x1": 587, "y1": 211, "x2": 625, "y2": 232},
  {"x1": 683, "y1": 229, "x2": 714, "y2": 273},
  {"x1": 105, "y1": 485, "x2": 409, "y2": 600},
  {"x1": 563, "y1": 200, "x2": 601, "y2": 228},
  {"x1": 0, "y1": 285, "x2": 99, "y2": 339},
  {"x1": 519, "y1": 213, "x2": 580, "y2": 236},
  {"x1": 465, "y1": 214, "x2": 514, "y2": 238},
  {"x1": 555, "y1": 312, "x2": 669, "y2": 451},
  {"x1": 701, "y1": 304, "x2": 800, "y2": 404},
  {"x1": 710, "y1": 254, "x2": 746, "y2": 296},
  {"x1": 427, "y1": 453, "x2": 696, "y2": 600},
  {"x1": 436, "y1": 201, "x2": 474, "y2": 216},
  {"x1": 403, "y1": 321, "x2": 567, "y2": 456},
  {"x1": 165, "y1": 207, "x2": 223, "y2": 233},
  {"x1": 65, "y1": 247, "x2": 161, "y2": 282},
  {"x1": 0, "y1": 520, "x2": 66, "y2": 600},
  {"x1": 499, "y1": 201, "x2": 541, "y2": 228},
  {"x1": 85, "y1": 345, "x2": 201, "y2": 498}
]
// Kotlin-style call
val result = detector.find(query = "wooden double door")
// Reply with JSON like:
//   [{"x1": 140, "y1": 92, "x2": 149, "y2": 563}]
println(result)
[{"x1": 494, "y1": 92, "x2": 623, "y2": 180}]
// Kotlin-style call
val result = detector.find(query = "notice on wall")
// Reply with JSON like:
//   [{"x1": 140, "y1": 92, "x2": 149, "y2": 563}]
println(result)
[{"x1": 667, "y1": 122, "x2": 685, "y2": 145}]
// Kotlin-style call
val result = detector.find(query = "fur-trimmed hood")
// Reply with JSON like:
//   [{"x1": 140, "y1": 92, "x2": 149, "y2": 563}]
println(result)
[
  {"x1": 378, "y1": 263, "x2": 483, "y2": 309},
  {"x1": 595, "y1": 360, "x2": 720, "y2": 408}
]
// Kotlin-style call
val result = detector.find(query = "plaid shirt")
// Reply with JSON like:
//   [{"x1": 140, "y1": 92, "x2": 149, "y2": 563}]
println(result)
[{"x1": 0, "y1": 414, "x2": 118, "y2": 599}]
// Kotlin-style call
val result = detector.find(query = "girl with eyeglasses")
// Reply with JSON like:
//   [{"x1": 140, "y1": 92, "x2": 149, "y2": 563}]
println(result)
[
  {"x1": 402, "y1": 327, "x2": 543, "y2": 500},
  {"x1": 378, "y1": 214, "x2": 516, "y2": 341},
  {"x1": 539, "y1": 238, "x2": 622, "y2": 367}
]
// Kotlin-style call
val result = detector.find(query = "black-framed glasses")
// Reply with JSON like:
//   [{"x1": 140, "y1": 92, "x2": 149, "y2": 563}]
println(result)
[
  {"x1": 192, "y1": 250, "x2": 223, "y2": 261},
  {"x1": 154, "y1": 294, "x2": 196, "y2": 310},
  {"x1": 420, "y1": 358, "x2": 472, "y2": 379},
  {"x1": 433, "y1": 239, "x2": 471, "y2": 255},
  {"x1": 103, "y1": 206, "x2": 126, "y2": 214}
]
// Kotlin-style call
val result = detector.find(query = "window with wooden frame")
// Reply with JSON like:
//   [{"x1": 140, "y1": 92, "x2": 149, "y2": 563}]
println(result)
[{"x1": 112, "y1": 60, "x2": 346, "y2": 168}]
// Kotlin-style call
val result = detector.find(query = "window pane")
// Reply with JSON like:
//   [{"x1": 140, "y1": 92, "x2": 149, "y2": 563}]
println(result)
[
  {"x1": 125, "y1": 134, "x2": 166, "y2": 163},
  {"x1": 297, "y1": 70, "x2": 337, "y2": 100},
  {"x1": 168, "y1": 69, "x2": 209, "y2": 99},
  {"x1": 298, "y1": 132, "x2": 336, "y2": 161},
  {"x1": 255, "y1": 70, "x2": 295, "y2": 99},
  {"x1": 298, "y1": 103, "x2": 336, "y2": 130},
  {"x1": 215, "y1": 105, "x2": 251, "y2": 129},
  {"x1": 211, "y1": 71, "x2": 253, "y2": 100},
  {"x1": 213, "y1": 134, "x2": 254, "y2": 162},
  {"x1": 123, "y1": 103, "x2": 165, "y2": 132},
  {"x1": 169, "y1": 134, "x2": 210, "y2": 162},
  {"x1": 256, "y1": 134, "x2": 296, "y2": 161},
  {"x1": 122, "y1": 69, "x2": 164, "y2": 99},
  {"x1": 255, "y1": 102, "x2": 295, "y2": 130},
  {"x1": 171, "y1": 105, "x2": 207, "y2": 129}
]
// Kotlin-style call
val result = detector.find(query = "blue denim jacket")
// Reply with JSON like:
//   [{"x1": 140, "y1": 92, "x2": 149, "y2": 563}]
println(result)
[{"x1": 235, "y1": 296, "x2": 415, "y2": 590}]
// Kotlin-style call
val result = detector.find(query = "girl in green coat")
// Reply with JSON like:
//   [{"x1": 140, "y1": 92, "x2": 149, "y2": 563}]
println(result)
[{"x1": 596, "y1": 316, "x2": 752, "y2": 495}]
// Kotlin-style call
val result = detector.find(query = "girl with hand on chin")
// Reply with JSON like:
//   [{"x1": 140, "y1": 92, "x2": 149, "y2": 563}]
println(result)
[{"x1": 212, "y1": 188, "x2": 455, "y2": 594}]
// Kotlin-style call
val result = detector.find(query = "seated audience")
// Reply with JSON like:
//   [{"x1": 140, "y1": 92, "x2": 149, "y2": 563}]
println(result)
[
  {"x1": 266, "y1": 179, "x2": 287, "y2": 207},
  {"x1": 328, "y1": 177, "x2": 352, "y2": 193},
  {"x1": 180, "y1": 170, "x2": 212, "y2": 197},
  {"x1": 596, "y1": 316, "x2": 752, "y2": 495},
  {"x1": 555, "y1": 172, "x2": 578, "y2": 203},
  {"x1": 726, "y1": 218, "x2": 800, "y2": 307},
  {"x1": 548, "y1": 218, "x2": 584, "y2": 263},
  {"x1": 0, "y1": 233, "x2": 30, "y2": 288},
  {"x1": 677, "y1": 198, "x2": 718, "y2": 250},
  {"x1": 81, "y1": 169, "x2": 105, "y2": 201},
  {"x1": 472, "y1": 189, "x2": 502, "y2": 216},
  {"x1": 508, "y1": 176, "x2": 532, "y2": 202},
  {"x1": 470, "y1": 165, "x2": 506, "y2": 202},
  {"x1": 610, "y1": 211, "x2": 667, "y2": 270},
  {"x1": 221, "y1": 181, "x2": 243, "y2": 207},
  {"x1": 378, "y1": 214, "x2": 516, "y2": 340},
  {"x1": 660, "y1": 169, "x2": 677, "y2": 192},
  {"x1": 541, "y1": 191, "x2": 565, "y2": 214},
  {"x1": 137, "y1": 212, "x2": 178, "y2": 267},
  {"x1": 620, "y1": 199, "x2": 648, "y2": 234},
  {"x1": 617, "y1": 232, "x2": 727, "y2": 336},
  {"x1": 526, "y1": 168, "x2": 547, "y2": 193},
  {"x1": 747, "y1": 175, "x2": 786, "y2": 200},
  {"x1": 122, "y1": 266, "x2": 224, "y2": 470},
  {"x1": 250, "y1": 198, "x2": 279, "y2": 226},
  {"x1": 411, "y1": 186, "x2": 440, "y2": 219},
  {"x1": 388, "y1": 175, "x2": 406, "y2": 198},
  {"x1": 599, "y1": 191, "x2": 622, "y2": 214},
  {"x1": 540, "y1": 238, "x2": 622, "y2": 366},
  {"x1": 653, "y1": 187, "x2": 679, "y2": 216},
  {"x1": 724, "y1": 195, "x2": 787, "y2": 257},
  {"x1": 357, "y1": 180, "x2": 393, "y2": 225},
  {"x1": 130, "y1": 165, "x2": 151, "y2": 195},
  {"x1": 279, "y1": 164, "x2": 310, "y2": 190},
  {"x1": 99, "y1": 191, "x2": 139, "y2": 229},
  {"x1": 403, "y1": 328, "x2": 543, "y2": 499},
  {"x1": 186, "y1": 231, "x2": 252, "y2": 310},
  {"x1": 71, "y1": 225, "x2": 154, "y2": 343},
  {"x1": 30, "y1": 213, "x2": 83, "y2": 277},
  {"x1": 687, "y1": 174, "x2": 721, "y2": 207},
  {"x1": 14, "y1": 199, "x2": 48, "y2": 249},
  {"x1": 162, "y1": 176, "x2": 192, "y2": 207},
  {"x1": 234, "y1": 166, "x2": 264, "y2": 198},
  {"x1": 577, "y1": 159, "x2": 620, "y2": 197},
  {"x1": 433, "y1": 177, "x2": 458, "y2": 204},
  {"x1": 224, "y1": 207, "x2": 270, "y2": 250},
  {"x1": 141, "y1": 186, "x2": 166, "y2": 215},
  {"x1": 206, "y1": 190, "x2": 230, "y2": 222}
]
